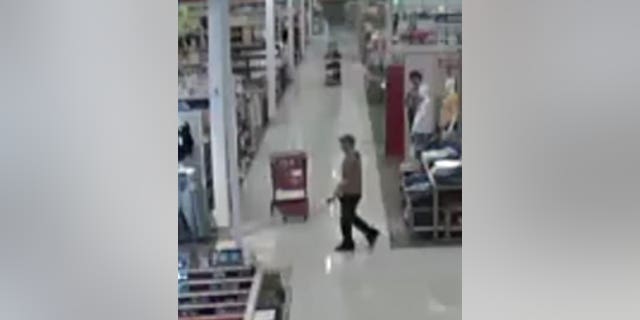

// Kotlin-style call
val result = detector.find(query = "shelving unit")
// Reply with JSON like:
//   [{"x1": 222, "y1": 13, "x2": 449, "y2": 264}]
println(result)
[
  {"x1": 179, "y1": 0, "x2": 208, "y2": 101},
  {"x1": 178, "y1": 0, "x2": 295, "y2": 188},
  {"x1": 178, "y1": 265, "x2": 264, "y2": 320},
  {"x1": 254, "y1": 268, "x2": 292, "y2": 320},
  {"x1": 235, "y1": 80, "x2": 268, "y2": 184},
  {"x1": 395, "y1": 11, "x2": 462, "y2": 46},
  {"x1": 229, "y1": 6, "x2": 290, "y2": 103}
]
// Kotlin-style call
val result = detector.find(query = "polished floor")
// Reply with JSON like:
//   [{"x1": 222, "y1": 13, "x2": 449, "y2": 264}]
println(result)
[{"x1": 238, "y1": 32, "x2": 461, "y2": 320}]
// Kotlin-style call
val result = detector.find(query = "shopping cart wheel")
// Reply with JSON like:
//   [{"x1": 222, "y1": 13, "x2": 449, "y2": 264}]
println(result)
[
  {"x1": 270, "y1": 201, "x2": 275, "y2": 216},
  {"x1": 282, "y1": 216, "x2": 288, "y2": 223},
  {"x1": 303, "y1": 215, "x2": 308, "y2": 222}
]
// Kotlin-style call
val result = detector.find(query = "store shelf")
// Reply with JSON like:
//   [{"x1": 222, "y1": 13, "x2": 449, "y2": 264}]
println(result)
[
  {"x1": 180, "y1": 301, "x2": 248, "y2": 311},
  {"x1": 232, "y1": 53, "x2": 267, "y2": 60},
  {"x1": 179, "y1": 316, "x2": 244, "y2": 320},
  {"x1": 231, "y1": 0, "x2": 265, "y2": 6},
  {"x1": 180, "y1": 63, "x2": 208, "y2": 69},
  {"x1": 179, "y1": 265, "x2": 264, "y2": 320},
  {"x1": 180, "y1": 289, "x2": 251, "y2": 299},
  {"x1": 231, "y1": 43, "x2": 266, "y2": 50},
  {"x1": 233, "y1": 66, "x2": 267, "y2": 72},
  {"x1": 183, "y1": 277, "x2": 254, "y2": 286},
  {"x1": 187, "y1": 265, "x2": 255, "y2": 274}
]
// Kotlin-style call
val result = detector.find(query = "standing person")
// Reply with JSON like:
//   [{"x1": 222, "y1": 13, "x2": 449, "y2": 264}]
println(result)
[
  {"x1": 332, "y1": 134, "x2": 380, "y2": 252},
  {"x1": 411, "y1": 83, "x2": 435, "y2": 141},
  {"x1": 406, "y1": 71, "x2": 436, "y2": 158},
  {"x1": 405, "y1": 70, "x2": 426, "y2": 128},
  {"x1": 294, "y1": 26, "x2": 301, "y2": 63}
]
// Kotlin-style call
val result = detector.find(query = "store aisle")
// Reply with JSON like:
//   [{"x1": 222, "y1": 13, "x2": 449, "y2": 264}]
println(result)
[{"x1": 239, "y1": 31, "x2": 461, "y2": 320}]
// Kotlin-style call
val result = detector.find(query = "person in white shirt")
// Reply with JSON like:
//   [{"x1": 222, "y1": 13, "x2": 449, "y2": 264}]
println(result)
[
  {"x1": 412, "y1": 83, "x2": 435, "y2": 135},
  {"x1": 409, "y1": 72, "x2": 436, "y2": 159},
  {"x1": 405, "y1": 70, "x2": 423, "y2": 126}
]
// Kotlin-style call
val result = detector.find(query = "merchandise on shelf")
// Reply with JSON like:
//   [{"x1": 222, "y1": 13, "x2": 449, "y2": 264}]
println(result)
[
  {"x1": 178, "y1": 0, "x2": 294, "y2": 187},
  {"x1": 394, "y1": 11, "x2": 461, "y2": 46},
  {"x1": 234, "y1": 78, "x2": 269, "y2": 184},
  {"x1": 179, "y1": 1, "x2": 208, "y2": 101},
  {"x1": 401, "y1": 141, "x2": 462, "y2": 241},
  {"x1": 179, "y1": 122, "x2": 195, "y2": 162},
  {"x1": 178, "y1": 243, "x2": 263, "y2": 320},
  {"x1": 179, "y1": 108, "x2": 214, "y2": 213},
  {"x1": 179, "y1": 165, "x2": 214, "y2": 243}
]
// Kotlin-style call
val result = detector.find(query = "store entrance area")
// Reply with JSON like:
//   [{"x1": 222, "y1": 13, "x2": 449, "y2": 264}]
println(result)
[{"x1": 237, "y1": 28, "x2": 461, "y2": 320}]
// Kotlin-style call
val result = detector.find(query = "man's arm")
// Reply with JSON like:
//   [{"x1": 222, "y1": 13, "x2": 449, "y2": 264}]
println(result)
[{"x1": 333, "y1": 170, "x2": 347, "y2": 197}]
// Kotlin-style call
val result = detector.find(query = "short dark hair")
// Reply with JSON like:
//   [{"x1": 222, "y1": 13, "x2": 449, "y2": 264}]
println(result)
[
  {"x1": 409, "y1": 70, "x2": 423, "y2": 81},
  {"x1": 339, "y1": 134, "x2": 356, "y2": 146}
]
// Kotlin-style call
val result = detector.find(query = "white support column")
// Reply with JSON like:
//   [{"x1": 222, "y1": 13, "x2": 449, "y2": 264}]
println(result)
[
  {"x1": 306, "y1": 0, "x2": 312, "y2": 40},
  {"x1": 266, "y1": 0, "x2": 277, "y2": 119},
  {"x1": 287, "y1": 0, "x2": 295, "y2": 71},
  {"x1": 298, "y1": 0, "x2": 305, "y2": 57},
  {"x1": 208, "y1": 0, "x2": 241, "y2": 241},
  {"x1": 385, "y1": 0, "x2": 393, "y2": 64}
]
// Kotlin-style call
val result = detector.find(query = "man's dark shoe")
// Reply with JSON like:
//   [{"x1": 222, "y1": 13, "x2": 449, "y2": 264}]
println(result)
[
  {"x1": 366, "y1": 229, "x2": 380, "y2": 248},
  {"x1": 334, "y1": 242, "x2": 355, "y2": 252}
]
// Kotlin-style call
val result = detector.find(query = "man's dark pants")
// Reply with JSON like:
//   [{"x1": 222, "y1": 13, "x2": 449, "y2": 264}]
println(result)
[{"x1": 339, "y1": 194, "x2": 375, "y2": 245}]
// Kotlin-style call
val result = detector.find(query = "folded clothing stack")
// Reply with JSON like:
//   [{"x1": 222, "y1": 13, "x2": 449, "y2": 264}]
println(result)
[
  {"x1": 405, "y1": 182, "x2": 431, "y2": 193},
  {"x1": 400, "y1": 159, "x2": 422, "y2": 173},
  {"x1": 404, "y1": 171, "x2": 429, "y2": 185},
  {"x1": 403, "y1": 172, "x2": 431, "y2": 192},
  {"x1": 401, "y1": 170, "x2": 432, "y2": 208},
  {"x1": 421, "y1": 146, "x2": 459, "y2": 166},
  {"x1": 432, "y1": 159, "x2": 462, "y2": 186},
  {"x1": 440, "y1": 139, "x2": 462, "y2": 156}
]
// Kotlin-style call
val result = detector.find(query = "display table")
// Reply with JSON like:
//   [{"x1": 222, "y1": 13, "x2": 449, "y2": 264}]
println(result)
[{"x1": 402, "y1": 160, "x2": 461, "y2": 241}]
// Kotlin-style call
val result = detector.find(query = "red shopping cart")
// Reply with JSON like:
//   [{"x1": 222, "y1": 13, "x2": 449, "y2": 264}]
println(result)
[{"x1": 270, "y1": 150, "x2": 309, "y2": 222}]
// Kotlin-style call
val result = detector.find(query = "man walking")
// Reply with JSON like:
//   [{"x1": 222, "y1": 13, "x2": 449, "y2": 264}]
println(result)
[{"x1": 332, "y1": 134, "x2": 380, "y2": 252}]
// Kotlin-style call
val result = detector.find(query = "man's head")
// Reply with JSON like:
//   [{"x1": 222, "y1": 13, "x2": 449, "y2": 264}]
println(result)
[
  {"x1": 339, "y1": 134, "x2": 356, "y2": 154},
  {"x1": 409, "y1": 70, "x2": 423, "y2": 88}
]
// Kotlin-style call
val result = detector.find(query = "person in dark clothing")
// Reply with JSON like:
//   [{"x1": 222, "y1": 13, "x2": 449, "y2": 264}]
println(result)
[
  {"x1": 393, "y1": 12, "x2": 399, "y2": 35},
  {"x1": 282, "y1": 26, "x2": 301, "y2": 63},
  {"x1": 331, "y1": 134, "x2": 380, "y2": 252},
  {"x1": 178, "y1": 122, "x2": 194, "y2": 162},
  {"x1": 405, "y1": 70, "x2": 424, "y2": 127},
  {"x1": 294, "y1": 27, "x2": 301, "y2": 63}
]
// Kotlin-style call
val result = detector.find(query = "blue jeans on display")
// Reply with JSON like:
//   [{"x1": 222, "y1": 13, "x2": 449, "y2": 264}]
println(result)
[
  {"x1": 434, "y1": 167, "x2": 462, "y2": 186},
  {"x1": 439, "y1": 140, "x2": 462, "y2": 156},
  {"x1": 412, "y1": 132, "x2": 437, "y2": 160},
  {"x1": 404, "y1": 172, "x2": 430, "y2": 186}
]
